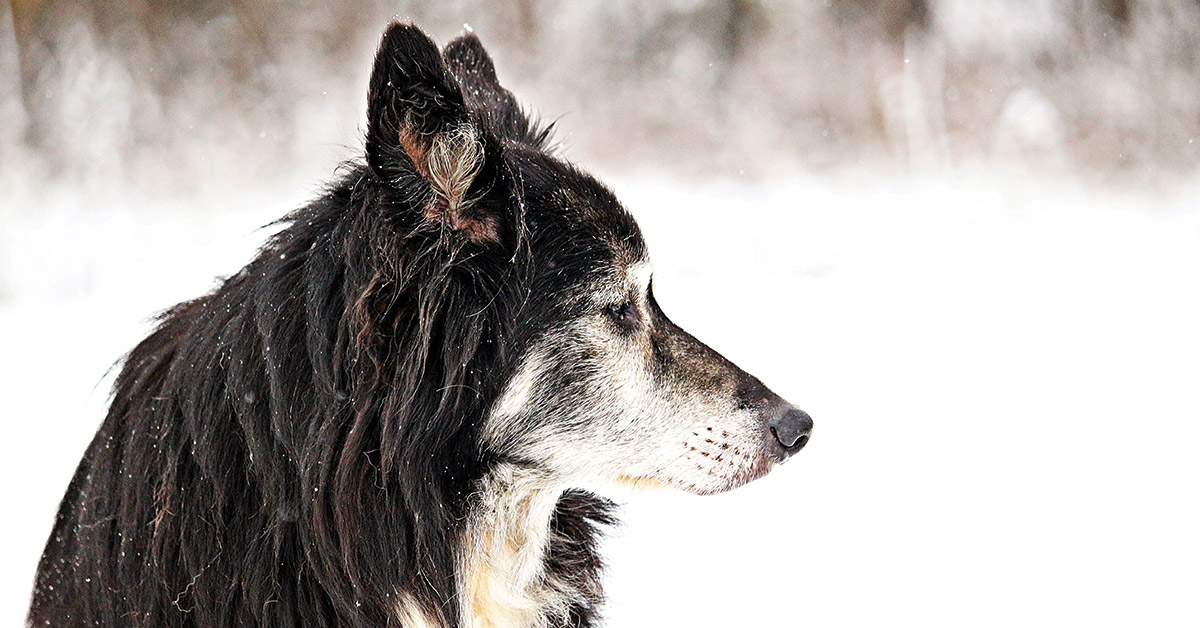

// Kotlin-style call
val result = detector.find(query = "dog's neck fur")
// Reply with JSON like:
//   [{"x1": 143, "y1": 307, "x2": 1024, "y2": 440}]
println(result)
[{"x1": 457, "y1": 464, "x2": 572, "y2": 628}]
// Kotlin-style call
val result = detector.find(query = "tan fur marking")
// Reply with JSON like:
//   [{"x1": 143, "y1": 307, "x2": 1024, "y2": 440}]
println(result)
[
  {"x1": 614, "y1": 474, "x2": 669, "y2": 491},
  {"x1": 399, "y1": 122, "x2": 497, "y2": 243},
  {"x1": 427, "y1": 124, "x2": 483, "y2": 212},
  {"x1": 425, "y1": 124, "x2": 496, "y2": 242},
  {"x1": 150, "y1": 469, "x2": 174, "y2": 536},
  {"x1": 398, "y1": 124, "x2": 431, "y2": 179}
]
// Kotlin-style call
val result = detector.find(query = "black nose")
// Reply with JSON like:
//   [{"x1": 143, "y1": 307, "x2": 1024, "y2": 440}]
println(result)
[{"x1": 769, "y1": 407, "x2": 813, "y2": 453}]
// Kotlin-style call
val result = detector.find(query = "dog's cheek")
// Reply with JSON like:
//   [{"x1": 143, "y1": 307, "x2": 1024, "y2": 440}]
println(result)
[
  {"x1": 538, "y1": 341, "x2": 674, "y2": 481},
  {"x1": 486, "y1": 318, "x2": 762, "y2": 487}
]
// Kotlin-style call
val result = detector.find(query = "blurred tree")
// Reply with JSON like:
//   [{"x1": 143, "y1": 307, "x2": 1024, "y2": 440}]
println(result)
[
  {"x1": 3, "y1": 0, "x2": 1197, "y2": 190},
  {"x1": 831, "y1": 0, "x2": 928, "y2": 40}
]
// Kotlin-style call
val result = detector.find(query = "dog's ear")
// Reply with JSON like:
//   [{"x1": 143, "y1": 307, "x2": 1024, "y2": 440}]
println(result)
[
  {"x1": 443, "y1": 32, "x2": 551, "y2": 150},
  {"x1": 366, "y1": 23, "x2": 503, "y2": 243},
  {"x1": 443, "y1": 32, "x2": 510, "y2": 109}
]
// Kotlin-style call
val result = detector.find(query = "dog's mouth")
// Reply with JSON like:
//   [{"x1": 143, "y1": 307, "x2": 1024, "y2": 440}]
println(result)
[{"x1": 611, "y1": 414, "x2": 812, "y2": 497}]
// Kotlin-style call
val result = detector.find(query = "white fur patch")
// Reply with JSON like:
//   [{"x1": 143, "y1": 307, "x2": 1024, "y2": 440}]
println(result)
[
  {"x1": 458, "y1": 465, "x2": 573, "y2": 628},
  {"x1": 487, "y1": 351, "x2": 547, "y2": 440},
  {"x1": 630, "y1": 260, "x2": 653, "y2": 296},
  {"x1": 395, "y1": 591, "x2": 443, "y2": 628}
]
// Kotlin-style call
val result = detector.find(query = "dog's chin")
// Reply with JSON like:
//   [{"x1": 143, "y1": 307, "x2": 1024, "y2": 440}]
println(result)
[
  {"x1": 686, "y1": 458, "x2": 776, "y2": 496},
  {"x1": 619, "y1": 455, "x2": 777, "y2": 496}
]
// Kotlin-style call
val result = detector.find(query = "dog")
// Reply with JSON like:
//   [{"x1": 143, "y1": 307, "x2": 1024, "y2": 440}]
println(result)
[{"x1": 29, "y1": 23, "x2": 813, "y2": 628}]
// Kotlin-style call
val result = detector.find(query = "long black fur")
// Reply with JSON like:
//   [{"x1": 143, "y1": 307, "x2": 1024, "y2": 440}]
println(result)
[{"x1": 30, "y1": 24, "x2": 631, "y2": 628}]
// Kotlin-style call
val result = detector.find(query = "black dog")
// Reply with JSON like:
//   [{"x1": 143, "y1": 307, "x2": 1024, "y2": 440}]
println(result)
[{"x1": 30, "y1": 23, "x2": 812, "y2": 628}]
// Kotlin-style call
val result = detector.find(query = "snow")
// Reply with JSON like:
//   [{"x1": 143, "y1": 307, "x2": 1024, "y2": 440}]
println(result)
[{"x1": 2, "y1": 175, "x2": 1199, "y2": 626}]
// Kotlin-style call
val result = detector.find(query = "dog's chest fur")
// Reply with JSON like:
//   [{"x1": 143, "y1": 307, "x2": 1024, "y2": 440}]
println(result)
[{"x1": 456, "y1": 466, "x2": 609, "y2": 628}]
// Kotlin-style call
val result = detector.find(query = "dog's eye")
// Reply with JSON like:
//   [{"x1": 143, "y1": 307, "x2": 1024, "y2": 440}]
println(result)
[{"x1": 605, "y1": 300, "x2": 639, "y2": 331}]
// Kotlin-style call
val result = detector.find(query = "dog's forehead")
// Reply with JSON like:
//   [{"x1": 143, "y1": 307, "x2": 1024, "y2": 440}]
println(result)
[
  {"x1": 521, "y1": 154, "x2": 647, "y2": 267},
  {"x1": 550, "y1": 188, "x2": 645, "y2": 264}
]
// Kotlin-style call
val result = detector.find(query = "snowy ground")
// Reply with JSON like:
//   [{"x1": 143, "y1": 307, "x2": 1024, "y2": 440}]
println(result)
[{"x1": 2, "y1": 175, "x2": 1198, "y2": 627}]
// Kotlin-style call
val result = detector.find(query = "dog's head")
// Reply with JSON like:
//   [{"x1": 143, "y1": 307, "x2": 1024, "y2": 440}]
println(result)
[{"x1": 365, "y1": 24, "x2": 811, "y2": 496}]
